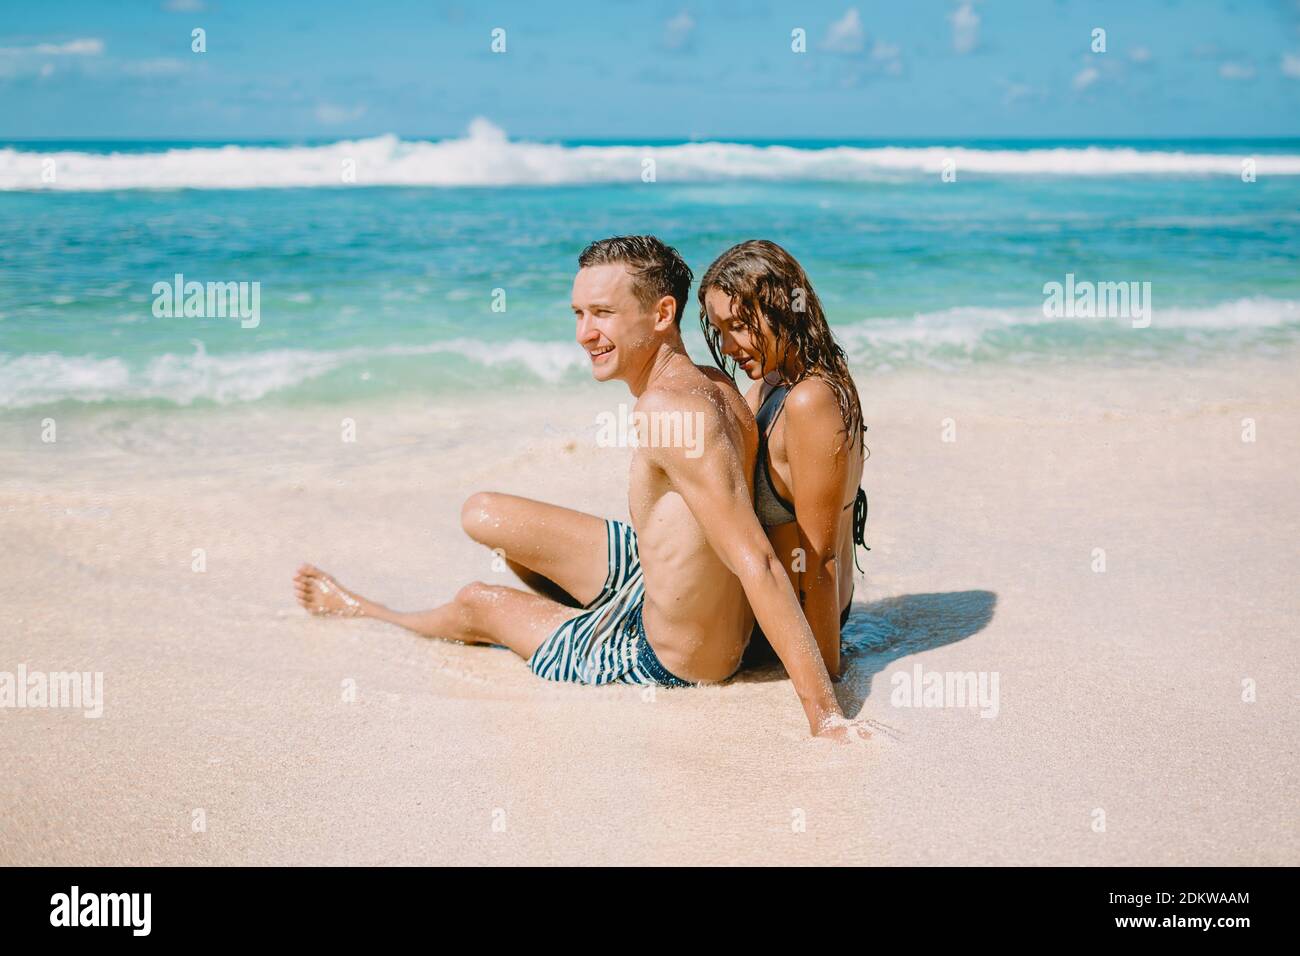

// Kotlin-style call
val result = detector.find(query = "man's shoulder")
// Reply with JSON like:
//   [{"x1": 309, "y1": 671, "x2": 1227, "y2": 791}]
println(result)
[
  {"x1": 636, "y1": 378, "x2": 724, "y2": 423},
  {"x1": 635, "y1": 370, "x2": 744, "y2": 468},
  {"x1": 695, "y1": 364, "x2": 740, "y2": 392}
]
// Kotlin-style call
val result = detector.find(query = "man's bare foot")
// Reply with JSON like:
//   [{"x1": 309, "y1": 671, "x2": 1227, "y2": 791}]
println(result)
[{"x1": 294, "y1": 564, "x2": 366, "y2": 618}]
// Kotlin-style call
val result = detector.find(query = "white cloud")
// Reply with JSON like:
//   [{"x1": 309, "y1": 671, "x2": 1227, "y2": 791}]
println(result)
[
  {"x1": 870, "y1": 39, "x2": 903, "y2": 75},
  {"x1": 0, "y1": 37, "x2": 105, "y2": 79},
  {"x1": 1219, "y1": 61, "x2": 1256, "y2": 80},
  {"x1": 1284, "y1": 52, "x2": 1300, "y2": 78},
  {"x1": 1001, "y1": 81, "x2": 1034, "y2": 105},
  {"x1": 949, "y1": 2, "x2": 979, "y2": 55},
  {"x1": 872, "y1": 40, "x2": 899, "y2": 61},
  {"x1": 314, "y1": 103, "x2": 367, "y2": 125},
  {"x1": 0, "y1": 38, "x2": 104, "y2": 57},
  {"x1": 0, "y1": 38, "x2": 195, "y2": 84},
  {"x1": 1072, "y1": 66, "x2": 1099, "y2": 91},
  {"x1": 664, "y1": 11, "x2": 695, "y2": 50},
  {"x1": 122, "y1": 58, "x2": 187, "y2": 77},
  {"x1": 825, "y1": 8, "x2": 865, "y2": 54},
  {"x1": 1129, "y1": 46, "x2": 1151, "y2": 63}
]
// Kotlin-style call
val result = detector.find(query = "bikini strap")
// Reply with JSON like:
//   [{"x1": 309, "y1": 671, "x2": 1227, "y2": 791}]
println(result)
[
  {"x1": 755, "y1": 383, "x2": 792, "y2": 438},
  {"x1": 852, "y1": 487, "x2": 870, "y2": 574}
]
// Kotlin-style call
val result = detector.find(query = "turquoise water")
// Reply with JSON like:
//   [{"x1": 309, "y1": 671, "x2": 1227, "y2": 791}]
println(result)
[{"x1": 2, "y1": 135, "x2": 1298, "y2": 411}]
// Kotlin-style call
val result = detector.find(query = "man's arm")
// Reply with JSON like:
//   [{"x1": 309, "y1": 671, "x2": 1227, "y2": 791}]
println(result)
[{"x1": 644, "y1": 391, "x2": 844, "y2": 737}]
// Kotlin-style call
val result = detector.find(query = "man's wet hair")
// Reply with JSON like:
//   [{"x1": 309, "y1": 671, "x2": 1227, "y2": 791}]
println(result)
[{"x1": 578, "y1": 235, "x2": 693, "y2": 326}]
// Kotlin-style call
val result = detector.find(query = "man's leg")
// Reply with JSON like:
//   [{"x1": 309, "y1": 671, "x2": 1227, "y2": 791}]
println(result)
[
  {"x1": 294, "y1": 566, "x2": 577, "y2": 661},
  {"x1": 460, "y1": 492, "x2": 612, "y2": 608}
]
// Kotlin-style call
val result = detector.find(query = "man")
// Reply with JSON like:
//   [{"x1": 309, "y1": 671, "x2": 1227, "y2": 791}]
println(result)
[{"x1": 295, "y1": 236, "x2": 866, "y2": 740}]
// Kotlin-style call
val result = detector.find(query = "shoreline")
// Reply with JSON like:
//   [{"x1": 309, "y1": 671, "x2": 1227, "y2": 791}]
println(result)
[
  {"x1": 4, "y1": 304, "x2": 1298, "y2": 419},
  {"x1": 3, "y1": 342, "x2": 1296, "y2": 420}
]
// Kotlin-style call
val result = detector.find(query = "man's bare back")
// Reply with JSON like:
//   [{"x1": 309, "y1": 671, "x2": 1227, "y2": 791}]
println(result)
[{"x1": 630, "y1": 359, "x2": 758, "y2": 683}]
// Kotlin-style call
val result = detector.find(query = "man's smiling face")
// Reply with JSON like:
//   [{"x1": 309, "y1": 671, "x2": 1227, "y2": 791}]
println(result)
[{"x1": 571, "y1": 263, "x2": 658, "y2": 383}]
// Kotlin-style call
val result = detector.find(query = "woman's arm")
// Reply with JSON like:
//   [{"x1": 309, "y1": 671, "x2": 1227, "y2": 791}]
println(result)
[{"x1": 782, "y1": 379, "x2": 853, "y2": 679}]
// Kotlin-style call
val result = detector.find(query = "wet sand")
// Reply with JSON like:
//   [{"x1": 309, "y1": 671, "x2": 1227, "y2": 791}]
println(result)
[{"x1": 1, "y1": 355, "x2": 1296, "y2": 865}]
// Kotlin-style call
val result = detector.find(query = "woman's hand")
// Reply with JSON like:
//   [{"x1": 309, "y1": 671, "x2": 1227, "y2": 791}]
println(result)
[{"x1": 814, "y1": 714, "x2": 873, "y2": 743}]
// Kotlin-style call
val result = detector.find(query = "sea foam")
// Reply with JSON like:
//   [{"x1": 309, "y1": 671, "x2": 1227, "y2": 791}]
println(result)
[
  {"x1": 3, "y1": 298, "x2": 1295, "y2": 410},
  {"x1": 5, "y1": 119, "x2": 1300, "y2": 191}
]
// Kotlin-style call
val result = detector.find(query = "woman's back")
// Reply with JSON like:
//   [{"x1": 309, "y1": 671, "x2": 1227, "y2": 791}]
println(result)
[{"x1": 746, "y1": 376, "x2": 865, "y2": 620}]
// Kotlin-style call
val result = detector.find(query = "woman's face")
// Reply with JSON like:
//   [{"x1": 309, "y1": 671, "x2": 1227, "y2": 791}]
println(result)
[{"x1": 703, "y1": 287, "x2": 781, "y2": 381}]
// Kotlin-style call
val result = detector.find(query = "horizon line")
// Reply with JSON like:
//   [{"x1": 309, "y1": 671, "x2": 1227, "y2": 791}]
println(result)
[{"x1": 4, "y1": 133, "x2": 1300, "y2": 144}]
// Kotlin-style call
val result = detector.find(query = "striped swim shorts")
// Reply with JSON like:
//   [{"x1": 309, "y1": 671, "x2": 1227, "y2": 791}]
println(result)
[{"x1": 527, "y1": 519, "x2": 694, "y2": 688}]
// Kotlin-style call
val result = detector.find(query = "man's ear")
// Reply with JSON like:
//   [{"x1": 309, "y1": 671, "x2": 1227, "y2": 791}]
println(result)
[{"x1": 654, "y1": 295, "x2": 677, "y2": 331}]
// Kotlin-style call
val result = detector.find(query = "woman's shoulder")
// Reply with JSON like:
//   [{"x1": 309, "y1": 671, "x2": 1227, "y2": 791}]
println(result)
[
  {"x1": 784, "y1": 375, "x2": 864, "y2": 457},
  {"x1": 784, "y1": 375, "x2": 842, "y2": 420}
]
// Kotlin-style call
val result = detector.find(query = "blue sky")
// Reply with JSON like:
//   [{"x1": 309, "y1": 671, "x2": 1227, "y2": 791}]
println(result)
[{"x1": 2, "y1": 0, "x2": 1299, "y2": 140}]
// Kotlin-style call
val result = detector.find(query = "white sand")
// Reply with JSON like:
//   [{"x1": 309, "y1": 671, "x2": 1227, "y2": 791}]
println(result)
[{"x1": 1, "y1": 355, "x2": 1297, "y2": 865}]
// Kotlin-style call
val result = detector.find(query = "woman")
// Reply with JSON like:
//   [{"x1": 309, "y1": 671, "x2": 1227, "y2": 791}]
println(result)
[{"x1": 698, "y1": 240, "x2": 867, "y2": 680}]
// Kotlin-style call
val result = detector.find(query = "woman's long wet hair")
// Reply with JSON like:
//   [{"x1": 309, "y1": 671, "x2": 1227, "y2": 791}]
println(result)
[{"x1": 698, "y1": 240, "x2": 865, "y2": 451}]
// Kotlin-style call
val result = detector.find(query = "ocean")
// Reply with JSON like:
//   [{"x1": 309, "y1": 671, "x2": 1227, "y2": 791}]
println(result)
[{"x1": 3, "y1": 124, "x2": 1298, "y2": 413}]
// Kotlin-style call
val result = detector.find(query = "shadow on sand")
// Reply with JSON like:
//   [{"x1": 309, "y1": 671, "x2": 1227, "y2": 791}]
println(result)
[{"x1": 734, "y1": 589, "x2": 997, "y2": 720}]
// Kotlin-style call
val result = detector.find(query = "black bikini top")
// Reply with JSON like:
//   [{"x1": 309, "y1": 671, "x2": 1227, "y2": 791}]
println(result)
[
  {"x1": 754, "y1": 384, "x2": 798, "y2": 528},
  {"x1": 753, "y1": 382, "x2": 870, "y2": 570}
]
